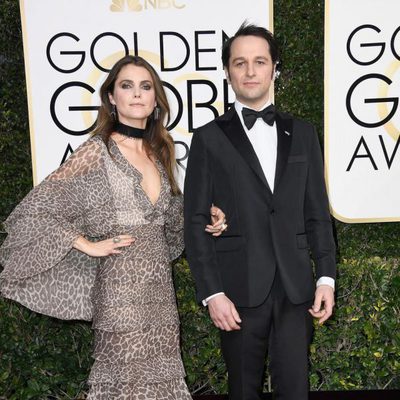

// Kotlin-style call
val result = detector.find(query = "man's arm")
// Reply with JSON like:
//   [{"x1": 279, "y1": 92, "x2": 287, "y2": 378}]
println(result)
[
  {"x1": 184, "y1": 130, "x2": 241, "y2": 331},
  {"x1": 184, "y1": 130, "x2": 223, "y2": 302},
  {"x1": 304, "y1": 126, "x2": 337, "y2": 324}
]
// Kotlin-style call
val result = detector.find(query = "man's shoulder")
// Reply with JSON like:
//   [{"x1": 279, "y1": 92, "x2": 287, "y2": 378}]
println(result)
[
  {"x1": 195, "y1": 118, "x2": 220, "y2": 134},
  {"x1": 193, "y1": 114, "x2": 230, "y2": 140},
  {"x1": 277, "y1": 109, "x2": 313, "y2": 126},
  {"x1": 194, "y1": 107, "x2": 236, "y2": 136},
  {"x1": 276, "y1": 109, "x2": 316, "y2": 136}
]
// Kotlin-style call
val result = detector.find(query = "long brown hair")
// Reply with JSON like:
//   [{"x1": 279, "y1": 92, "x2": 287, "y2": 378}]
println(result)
[{"x1": 93, "y1": 55, "x2": 180, "y2": 195}]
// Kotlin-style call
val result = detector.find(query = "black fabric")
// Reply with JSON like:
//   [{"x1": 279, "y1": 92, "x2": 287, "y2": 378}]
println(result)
[
  {"x1": 184, "y1": 106, "x2": 336, "y2": 399},
  {"x1": 114, "y1": 122, "x2": 145, "y2": 139},
  {"x1": 221, "y1": 272, "x2": 313, "y2": 400},
  {"x1": 184, "y1": 107, "x2": 336, "y2": 307},
  {"x1": 241, "y1": 104, "x2": 276, "y2": 130}
]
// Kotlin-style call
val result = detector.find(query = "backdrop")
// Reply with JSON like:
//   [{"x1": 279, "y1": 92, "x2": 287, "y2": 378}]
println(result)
[
  {"x1": 19, "y1": 0, "x2": 272, "y2": 188},
  {"x1": 0, "y1": 0, "x2": 399, "y2": 398},
  {"x1": 325, "y1": 0, "x2": 400, "y2": 222}
]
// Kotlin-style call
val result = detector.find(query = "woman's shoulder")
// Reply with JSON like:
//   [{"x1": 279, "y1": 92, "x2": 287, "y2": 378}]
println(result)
[
  {"x1": 80, "y1": 134, "x2": 107, "y2": 152},
  {"x1": 47, "y1": 135, "x2": 108, "y2": 181}
]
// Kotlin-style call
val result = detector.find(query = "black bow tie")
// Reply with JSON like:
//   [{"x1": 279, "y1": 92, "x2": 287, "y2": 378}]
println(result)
[{"x1": 242, "y1": 105, "x2": 275, "y2": 130}]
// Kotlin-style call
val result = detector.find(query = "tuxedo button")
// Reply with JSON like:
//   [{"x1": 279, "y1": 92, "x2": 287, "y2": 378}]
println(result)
[{"x1": 270, "y1": 209, "x2": 275, "y2": 215}]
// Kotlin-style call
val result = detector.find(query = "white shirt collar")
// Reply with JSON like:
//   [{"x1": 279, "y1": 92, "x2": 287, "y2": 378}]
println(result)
[{"x1": 234, "y1": 99, "x2": 272, "y2": 114}]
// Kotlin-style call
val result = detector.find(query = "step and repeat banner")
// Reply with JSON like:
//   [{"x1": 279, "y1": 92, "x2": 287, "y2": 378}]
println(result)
[
  {"x1": 325, "y1": 0, "x2": 400, "y2": 222},
  {"x1": 20, "y1": 0, "x2": 399, "y2": 223},
  {"x1": 19, "y1": 0, "x2": 273, "y2": 188}
]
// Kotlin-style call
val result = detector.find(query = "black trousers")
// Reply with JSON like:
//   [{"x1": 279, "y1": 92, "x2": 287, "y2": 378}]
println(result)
[{"x1": 220, "y1": 271, "x2": 313, "y2": 400}]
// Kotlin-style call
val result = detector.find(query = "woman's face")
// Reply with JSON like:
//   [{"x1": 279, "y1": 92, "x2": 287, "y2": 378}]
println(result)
[{"x1": 109, "y1": 64, "x2": 157, "y2": 127}]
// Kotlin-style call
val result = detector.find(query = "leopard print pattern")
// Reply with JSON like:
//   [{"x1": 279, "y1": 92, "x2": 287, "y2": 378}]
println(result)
[
  {"x1": 0, "y1": 135, "x2": 188, "y2": 398},
  {"x1": 88, "y1": 377, "x2": 192, "y2": 400}
]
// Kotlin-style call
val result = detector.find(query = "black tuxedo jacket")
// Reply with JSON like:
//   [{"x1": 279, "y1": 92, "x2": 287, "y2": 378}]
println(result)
[{"x1": 184, "y1": 107, "x2": 336, "y2": 307}]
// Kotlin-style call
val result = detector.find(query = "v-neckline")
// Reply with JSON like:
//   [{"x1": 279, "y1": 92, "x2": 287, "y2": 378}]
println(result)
[{"x1": 110, "y1": 137, "x2": 163, "y2": 207}]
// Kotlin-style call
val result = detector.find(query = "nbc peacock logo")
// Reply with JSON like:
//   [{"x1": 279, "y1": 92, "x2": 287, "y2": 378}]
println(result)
[
  {"x1": 110, "y1": 0, "x2": 185, "y2": 12},
  {"x1": 110, "y1": 0, "x2": 142, "y2": 11}
]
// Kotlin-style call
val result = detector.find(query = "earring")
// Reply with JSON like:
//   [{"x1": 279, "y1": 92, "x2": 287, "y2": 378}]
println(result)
[
  {"x1": 111, "y1": 104, "x2": 117, "y2": 120},
  {"x1": 274, "y1": 61, "x2": 281, "y2": 79},
  {"x1": 153, "y1": 106, "x2": 160, "y2": 120}
]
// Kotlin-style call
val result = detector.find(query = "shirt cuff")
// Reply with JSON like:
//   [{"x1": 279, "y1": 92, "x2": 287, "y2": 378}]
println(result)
[
  {"x1": 316, "y1": 276, "x2": 335, "y2": 291},
  {"x1": 202, "y1": 292, "x2": 225, "y2": 306}
]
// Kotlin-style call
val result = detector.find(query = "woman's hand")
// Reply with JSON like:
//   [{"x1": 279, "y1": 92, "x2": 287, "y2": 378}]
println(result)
[
  {"x1": 206, "y1": 205, "x2": 228, "y2": 237},
  {"x1": 73, "y1": 235, "x2": 135, "y2": 257}
]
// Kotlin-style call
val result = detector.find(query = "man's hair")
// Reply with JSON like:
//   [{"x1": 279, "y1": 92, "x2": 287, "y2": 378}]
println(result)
[{"x1": 222, "y1": 22, "x2": 280, "y2": 68}]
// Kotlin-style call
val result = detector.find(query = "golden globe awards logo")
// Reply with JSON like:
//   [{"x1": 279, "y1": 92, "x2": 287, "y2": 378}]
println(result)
[
  {"x1": 325, "y1": 0, "x2": 400, "y2": 222},
  {"x1": 20, "y1": 0, "x2": 271, "y2": 185},
  {"x1": 110, "y1": 0, "x2": 185, "y2": 12},
  {"x1": 46, "y1": 30, "x2": 230, "y2": 134},
  {"x1": 45, "y1": 28, "x2": 232, "y2": 167},
  {"x1": 345, "y1": 24, "x2": 400, "y2": 172}
]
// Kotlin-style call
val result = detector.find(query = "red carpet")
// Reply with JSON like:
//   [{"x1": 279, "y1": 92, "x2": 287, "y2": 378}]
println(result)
[{"x1": 193, "y1": 390, "x2": 400, "y2": 399}]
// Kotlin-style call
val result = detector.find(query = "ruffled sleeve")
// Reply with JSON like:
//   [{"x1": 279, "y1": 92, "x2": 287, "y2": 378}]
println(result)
[
  {"x1": 0, "y1": 137, "x2": 105, "y2": 320},
  {"x1": 164, "y1": 194, "x2": 184, "y2": 261}
]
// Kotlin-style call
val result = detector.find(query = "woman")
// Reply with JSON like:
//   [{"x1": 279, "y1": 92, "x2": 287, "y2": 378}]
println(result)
[{"x1": 0, "y1": 55, "x2": 226, "y2": 399}]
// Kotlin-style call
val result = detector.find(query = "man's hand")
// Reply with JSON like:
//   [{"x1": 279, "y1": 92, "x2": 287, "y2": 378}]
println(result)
[
  {"x1": 205, "y1": 205, "x2": 228, "y2": 237},
  {"x1": 208, "y1": 294, "x2": 242, "y2": 331},
  {"x1": 308, "y1": 285, "x2": 335, "y2": 324}
]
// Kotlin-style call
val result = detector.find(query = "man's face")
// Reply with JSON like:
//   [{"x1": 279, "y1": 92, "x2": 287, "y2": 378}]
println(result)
[{"x1": 226, "y1": 35, "x2": 274, "y2": 110}]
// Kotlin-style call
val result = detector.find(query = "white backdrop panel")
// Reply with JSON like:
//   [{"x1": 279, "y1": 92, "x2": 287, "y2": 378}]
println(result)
[
  {"x1": 20, "y1": 0, "x2": 273, "y2": 188},
  {"x1": 325, "y1": 0, "x2": 400, "y2": 222}
]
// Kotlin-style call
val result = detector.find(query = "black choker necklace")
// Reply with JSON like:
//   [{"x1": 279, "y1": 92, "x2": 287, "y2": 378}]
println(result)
[{"x1": 114, "y1": 122, "x2": 145, "y2": 139}]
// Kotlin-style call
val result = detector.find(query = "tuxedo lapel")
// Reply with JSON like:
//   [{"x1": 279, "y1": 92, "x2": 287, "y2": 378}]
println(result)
[
  {"x1": 274, "y1": 113, "x2": 293, "y2": 191},
  {"x1": 216, "y1": 108, "x2": 273, "y2": 196}
]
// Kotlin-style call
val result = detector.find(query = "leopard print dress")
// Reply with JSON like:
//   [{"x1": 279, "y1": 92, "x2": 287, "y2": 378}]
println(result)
[{"x1": 0, "y1": 135, "x2": 192, "y2": 399}]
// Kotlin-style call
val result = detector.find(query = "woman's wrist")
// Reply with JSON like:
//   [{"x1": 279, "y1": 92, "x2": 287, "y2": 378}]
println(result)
[{"x1": 73, "y1": 236, "x2": 91, "y2": 254}]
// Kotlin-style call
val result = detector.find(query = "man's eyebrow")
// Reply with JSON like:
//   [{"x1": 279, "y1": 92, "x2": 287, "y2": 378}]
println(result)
[
  {"x1": 231, "y1": 56, "x2": 269, "y2": 62},
  {"x1": 231, "y1": 56, "x2": 246, "y2": 63}
]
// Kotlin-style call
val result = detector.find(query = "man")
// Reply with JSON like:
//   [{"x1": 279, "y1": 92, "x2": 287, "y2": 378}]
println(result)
[{"x1": 184, "y1": 23, "x2": 336, "y2": 400}]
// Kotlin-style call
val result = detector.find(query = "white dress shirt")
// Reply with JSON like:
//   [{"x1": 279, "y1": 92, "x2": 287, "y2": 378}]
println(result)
[
  {"x1": 203, "y1": 101, "x2": 334, "y2": 305},
  {"x1": 235, "y1": 100, "x2": 278, "y2": 192}
]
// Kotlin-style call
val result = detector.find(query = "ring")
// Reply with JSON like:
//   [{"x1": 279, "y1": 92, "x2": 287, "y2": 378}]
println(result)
[
  {"x1": 221, "y1": 223, "x2": 227, "y2": 231},
  {"x1": 113, "y1": 237, "x2": 121, "y2": 243}
]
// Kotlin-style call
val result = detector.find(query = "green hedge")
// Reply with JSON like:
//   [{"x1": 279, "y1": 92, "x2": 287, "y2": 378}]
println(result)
[
  {"x1": 1, "y1": 0, "x2": 399, "y2": 398},
  {"x1": 175, "y1": 256, "x2": 400, "y2": 394}
]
